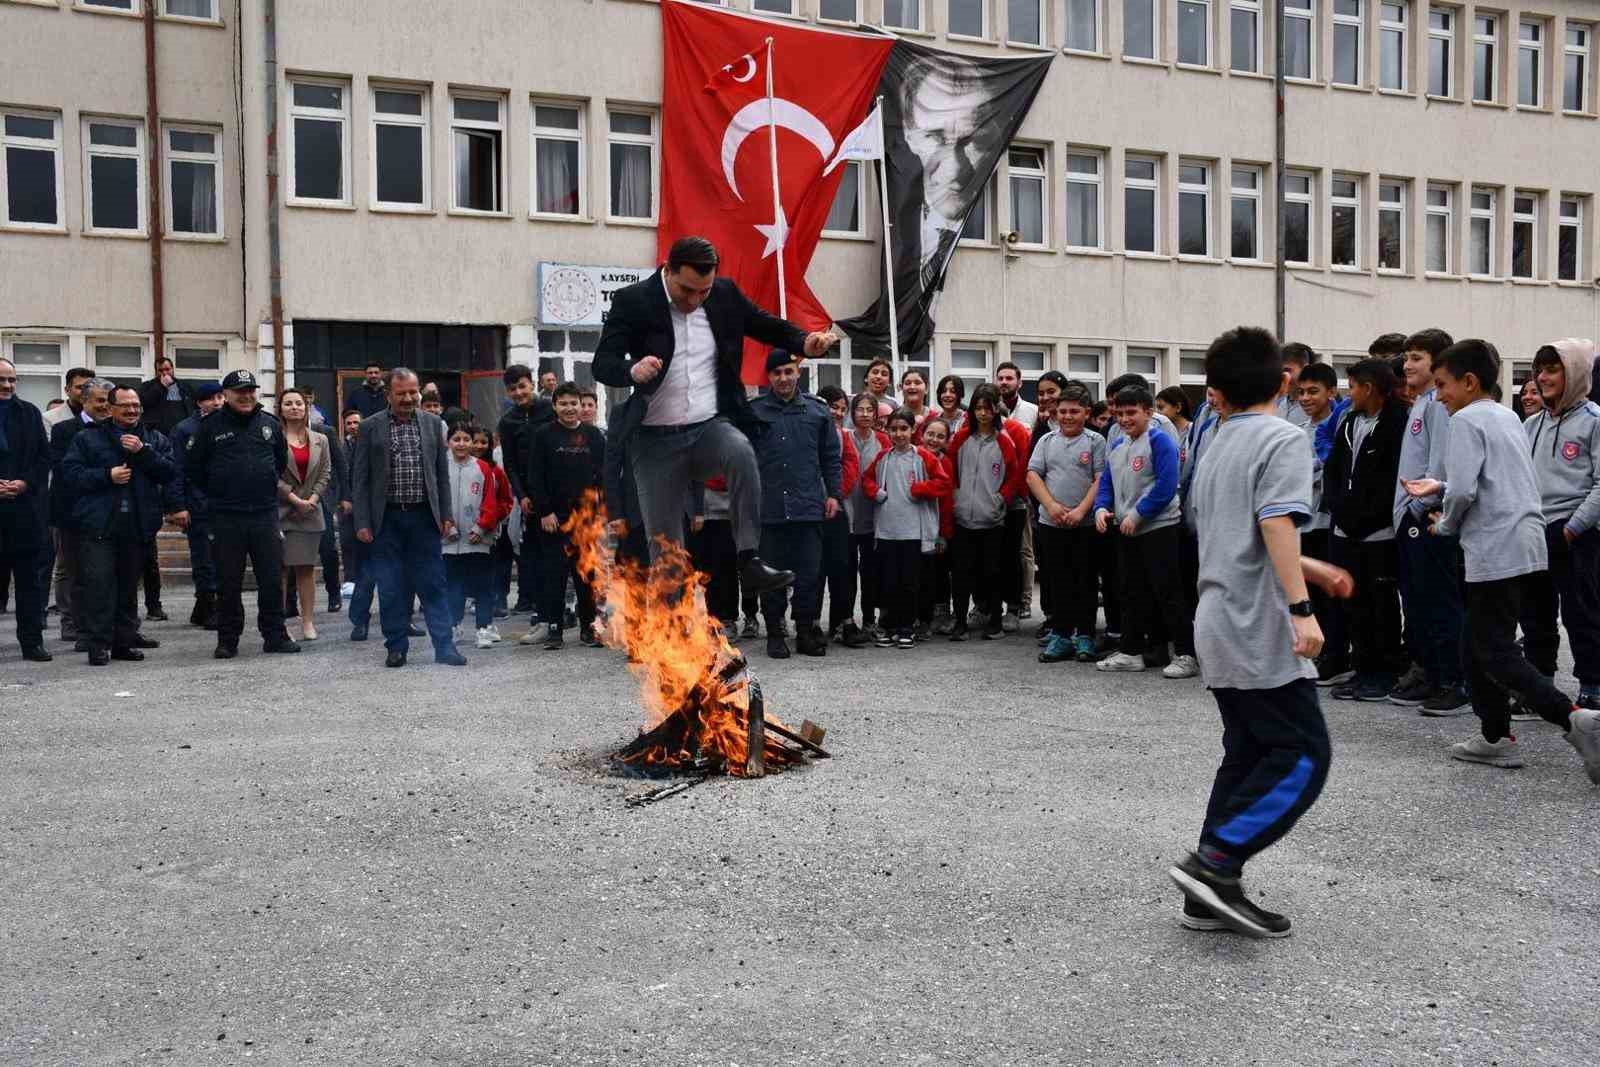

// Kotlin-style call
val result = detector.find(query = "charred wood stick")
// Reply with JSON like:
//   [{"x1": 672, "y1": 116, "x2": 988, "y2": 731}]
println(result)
[
  {"x1": 751, "y1": 714, "x2": 832, "y2": 758},
  {"x1": 626, "y1": 776, "x2": 706, "y2": 807}
]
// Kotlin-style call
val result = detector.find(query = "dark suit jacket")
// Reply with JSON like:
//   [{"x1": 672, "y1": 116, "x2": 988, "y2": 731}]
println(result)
[
  {"x1": 49, "y1": 415, "x2": 93, "y2": 528},
  {"x1": 592, "y1": 274, "x2": 807, "y2": 446},
  {"x1": 350, "y1": 409, "x2": 452, "y2": 538},
  {"x1": 0, "y1": 398, "x2": 50, "y2": 552}
]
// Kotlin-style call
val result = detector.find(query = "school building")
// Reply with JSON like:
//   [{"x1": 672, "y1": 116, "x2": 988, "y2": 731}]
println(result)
[{"x1": 3, "y1": 0, "x2": 1597, "y2": 426}]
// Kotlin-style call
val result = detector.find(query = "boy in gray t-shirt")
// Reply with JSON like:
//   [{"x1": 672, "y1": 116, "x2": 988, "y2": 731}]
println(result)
[{"x1": 1167, "y1": 327, "x2": 1332, "y2": 941}]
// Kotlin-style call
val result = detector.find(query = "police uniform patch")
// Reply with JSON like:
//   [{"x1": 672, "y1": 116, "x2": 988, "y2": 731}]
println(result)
[{"x1": 261, "y1": 425, "x2": 272, "y2": 440}]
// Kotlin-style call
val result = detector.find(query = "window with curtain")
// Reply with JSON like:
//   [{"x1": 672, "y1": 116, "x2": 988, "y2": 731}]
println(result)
[
  {"x1": 1124, "y1": 0, "x2": 1156, "y2": 59},
  {"x1": 608, "y1": 110, "x2": 655, "y2": 220},
  {"x1": 1065, "y1": 151, "x2": 1102, "y2": 249},
  {"x1": 1284, "y1": 0, "x2": 1314, "y2": 78},
  {"x1": 166, "y1": 126, "x2": 219, "y2": 235},
  {"x1": 1008, "y1": 145, "x2": 1047, "y2": 246},
  {"x1": 163, "y1": 0, "x2": 214, "y2": 16},
  {"x1": 532, "y1": 104, "x2": 583, "y2": 216}
]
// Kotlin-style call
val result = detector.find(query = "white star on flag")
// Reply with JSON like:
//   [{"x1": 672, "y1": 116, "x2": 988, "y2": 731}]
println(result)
[{"x1": 754, "y1": 207, "x2": 789, "y2": 260}]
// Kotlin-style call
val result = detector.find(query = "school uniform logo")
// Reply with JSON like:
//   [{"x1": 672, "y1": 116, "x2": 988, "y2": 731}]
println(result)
[
  {"x1": 991, "y1": 461, "x2": 1002, "y2": 479},
  {"x1": 1077, "y1": 450, "x2": 1091, "y2": 466},
  {"x1": 1410, "y1": 418, "x2": 1423, "y2": 435},
  {"x1": 1132, "y1": 456, "x2": 1145, "y2": 472},
  {"x1": 1563, "y1": 441, "x2": 1582, "y2": 462},
  {"x1": 471, "y1": 480, "x2": 482, "y2": 494},
  {"x1": 1179, "y1": 447, "x2": 1188, "y2": 463}
]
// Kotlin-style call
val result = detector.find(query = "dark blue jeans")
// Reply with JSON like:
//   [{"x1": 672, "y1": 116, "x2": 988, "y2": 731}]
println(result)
[
  {"x1": 444, "y1": 552, "x2": 495, "y2": 630},
  {"x1": 759, "y1": 521, "x2": 823, "y2": 629},
  {"x1": 371, "y1": 505, "x2": 455, "y2": 656},
  {"x1": 1397, "y1": 514, "x2": 1465, "y2": 688},
  {"x1": 186, "y1": 514, "x2": 216, "y2": 594}
]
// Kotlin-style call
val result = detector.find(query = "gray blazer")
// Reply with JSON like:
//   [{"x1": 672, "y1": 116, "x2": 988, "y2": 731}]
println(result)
[
  {"x1": 351, "y1": 409, "x2": 452, "y2": 537},
  {"x1": 277, "y1": 429, "x2": 332, "y2": 533}
]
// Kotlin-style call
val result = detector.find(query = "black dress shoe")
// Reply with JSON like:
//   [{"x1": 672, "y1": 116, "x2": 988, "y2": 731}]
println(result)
[
  {"x1": 327, "y1": 596, "x2": 343, "y2": 613},
  {"x1": 385, "y1": 650, "x2": 407, "y2": 668},
  {"x1": 795, "y1": 626, "x2": 828, "y2": 657},
  {"x1": 87, "y1": 648, "x2": 110, "y2": 666},
  {"x1": 766, "y1": 634, "x2": 791, "y2": 659},
  {"x1": 22, "y1": 646, "x2": 53, "y2": 663},
  {"x1": 349, "y1": 624, "x2": 369, "y2": 642},
  {"x1": 129, "y1": 634, "x2": 160, "y2": 649},
  {"x1": 110, "y1": 647, "x2": 145, "y2": 662},
  {"x1": 145, "y1": 607, "x2": 168, "y2": 621},
  {"x1": 214, "y1": 644, "x2": 238, "y2": 659},
  {"x1": 739, "y1": 557, "x2": 795, "y2": 597},
  {"x1": 263, "y1": 637, "x2": 301, "y2": 654}
]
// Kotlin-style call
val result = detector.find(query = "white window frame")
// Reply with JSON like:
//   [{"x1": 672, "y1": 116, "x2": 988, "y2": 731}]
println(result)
[
  {"x1": 166, "y1": 338, "x2": 226, "y2": 378},
  {"x1": 81, "y1": 117, "x2": 146, "y2": 236},
  {"x1": 1230, "y1": 0, "x2": 1262, "y2": 73},
  {"x1": 822, "y1": 159, "x2": 867, "y2": 237},
  {"x1": 1178, "y1": 350, "x2": 1208, "y2": 391},
  {"x1": 1007, "y1": 143, "x2": 1049, "y2": 248},
  {"x1": 1329, "y1": 173, "x2": 1361, "y2": 269},
  {"x1": 159, "y1": 0, "x2": 217, "y2": 21},
  {"x1": 449, "y1": 91, "x2": 506, "y2": 215},
  {"x1": 947, "y1": 0, "x2": 988, "y2": 40},
  {"x1": 1377, "y1": 178, "x2": 1406, "y2": 272},
  {"x1": 162, "y1": 122, "x2": 223, "y2": 239},
  {"x1": 1425, "y1": 182, "x2": 1453, "y2": 274},
  {"x1": 2, "y1": 335, "x2": 68, "y2": 411},
  {"x1": 605, "y1": 107, "x2": 658, "y2": 223},
  {"x1": 530, "y1": 99, "x2": 587, "y2": 220},
  {"x1": 1332, "y1": 0, "x2": 1364, "y2": 87},
  {"x1": 1284, "y1": 0, "x2": 1316, "y2": 80},
  {"x1": 1378, "y1": 1, "x2": 1408, "y2": 90},
  {"x1": 882, "y1": 0, "x2": 924, "y2": 32},
  {"x1": 78, "y1": 0, "x2": 140, "y2": 12},
  {"x1": 1065, "y1": 149, "x2": 1104, "y2": 251},
  {"x1": 1473, "y1": 13, "x2": 1499, "y2": 102},
  {"x1": 1283, "y1": 169, "x2": 1314, "y2": 266},
  {"x1": 1229, "y1": 164, "x2": 1262, "y2": 262},
  {"x1": 1177, "y1": 159, "x2": 1211, "y2": 258},
  {"x1": 1557, "y1": 196, "x2": 1584, "y2": 282},
  {"x1": 1176, "y1": 0, "x2": 1211, "y2": 67},
  {"x1": 1123, "y1": 0, "x2": 1159, "y2": 59},
  {"x1": 286, "y1": 76, "x2": 351, "y2": 207},
  {"x1": 1510, "y1": 190, "x2": 1540, "y2": 279},
  {"x1": 1125, "y1": 347, "x2": 1163, "y2": 389},
  {"x1": 1, "y1": 108, "x2": 65, "y2": 231},
  {"x1": 1468, "y1": 185, "x2": 1497, "y2": 277},
  {"x1": 949, "y1": 340, "x2": 995, "y2": 395},
  {"x1": 369, "y1": 84, "x2": 430, "y2": 212},
  {"x1": 1009, "y1": 0, "x2": 1049, "y2": 47},
  {"x1": 1428, "y1": 6, "x2": 1454, "y2": 97},
  {"x1": 1519, "y1": 18, "x2": 1544, "y2": 107},
  {"x1": 90, "y1": 336, "x2": 150, "y2": 380},
  {"x1": 1066, "y1": 345, "x2": 1107, "y2": 399},
  {"x1": 1123, "y1": 154, "x2": 1161, "y2": 255},
  {"x1": 959, "y1": 177, "x2": 995, "y2": 244},
  {"x1": 818, "y1": 0, "x2": 860, "y2": 25},
  {"x1": 1564, "y1": 22, "x2": 1591, "y2": 113},
  {"x1": 751, "y1": 0, "x2": 797, "y2": 15}
]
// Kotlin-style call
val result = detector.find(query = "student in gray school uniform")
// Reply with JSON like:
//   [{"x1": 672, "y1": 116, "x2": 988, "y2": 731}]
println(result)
[
  {"x1": 1029, "y1": 383, "x2": 1106, "y2": 664},
  {"x1": 1168, "y1": 326, "x2": 1330, "y2": 940},
  {"x1": 1404, "y1": 339, "x2": 1600, "y2": 782},
  {"x1": 860, "y1": 408, "x2": 951, "y2": 649}
]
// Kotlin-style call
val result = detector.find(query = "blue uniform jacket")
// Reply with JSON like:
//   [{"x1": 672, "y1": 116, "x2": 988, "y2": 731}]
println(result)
[
  {"x1": 61, "y1": 420, "x2": 178, "y2": 540},
  {"x1": 749, "y1": 390, "x2": 842, "y2": 525}
]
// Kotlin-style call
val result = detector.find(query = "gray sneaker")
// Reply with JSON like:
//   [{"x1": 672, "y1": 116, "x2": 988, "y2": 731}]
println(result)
[
  {"x1": 1449, "y1": 735, "x2": 1523, "y2": 768},
  {"x1": 1419, "y1": 686, "x2": 1471, "y2": 717},
  {"x1": 1001, "y1": 611, "x2": 1020, "y2": 633},
  {"x1": 1096, "y1": 652, "x2": 1146, "y2": 672},
  {"x1": 1566, "y1": 708, "x2": 1600, "y2": 784}
]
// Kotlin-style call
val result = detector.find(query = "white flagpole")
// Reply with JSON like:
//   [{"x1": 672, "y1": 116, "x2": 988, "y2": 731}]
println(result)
[
  {"x1": 764, "y1": 36, "x2": 787, "y2": 319},
  {"x1": 873, "y1": 95, "x2": 899, "y2": 376}
]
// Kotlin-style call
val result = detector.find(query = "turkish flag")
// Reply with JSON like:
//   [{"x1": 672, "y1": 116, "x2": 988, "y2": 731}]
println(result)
[{"x1": 660, "y1": 0, "x2": 893, "y2": 385}]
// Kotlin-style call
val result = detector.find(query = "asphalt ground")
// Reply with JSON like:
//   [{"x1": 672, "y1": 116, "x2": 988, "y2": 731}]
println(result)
[{"x1": 2, "y1": 591, "x2": 1597, "y2": 1066}]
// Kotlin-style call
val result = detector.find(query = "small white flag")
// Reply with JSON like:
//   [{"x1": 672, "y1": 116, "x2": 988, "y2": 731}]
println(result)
[{"x1": 822, "y1": 102, "x2": 883, "y2": 176}]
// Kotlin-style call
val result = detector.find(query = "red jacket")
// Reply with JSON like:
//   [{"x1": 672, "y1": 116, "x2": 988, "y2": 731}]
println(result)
[
  {"x1": 934, "y1": 453, "x2": 955, "y2": 539},
  {"x1": 837, "y1": 425, "x2": 860, "y2": 499},
  {"x1": 478, "y1": 459, "x2": 514, "y2": 532},
  {"x1": 946, "y1": 424, "x2": 1028, "y2": 505},
  {"x1": 860, "y1": 444, "x2": 953, "y2": 505}
]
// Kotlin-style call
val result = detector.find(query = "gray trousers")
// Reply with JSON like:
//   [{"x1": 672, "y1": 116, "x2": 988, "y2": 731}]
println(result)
[
  {"x1": 634, "y1": 417, "x2": 760, "y2": 559},
  {"x1": 54, "y1": 527, "x2": 79, "y2": 639}
]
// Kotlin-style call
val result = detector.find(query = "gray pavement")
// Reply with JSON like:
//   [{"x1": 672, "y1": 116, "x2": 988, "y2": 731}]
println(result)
[{"x1": 2, "y1": 592, "x2": 1598, "y2": 1066}]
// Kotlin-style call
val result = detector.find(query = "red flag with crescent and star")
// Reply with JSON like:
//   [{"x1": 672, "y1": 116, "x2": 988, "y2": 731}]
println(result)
[{"x1": 660, "y1": 0, "x2": 893, "y2": 385}]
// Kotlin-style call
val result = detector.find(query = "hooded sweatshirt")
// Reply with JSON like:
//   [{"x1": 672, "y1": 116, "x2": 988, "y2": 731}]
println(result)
[
  {"x1": 949, "y1": 425, "x2": 1023, "y2": 530},
  {"x1": 1524, "y1": 337, "x2": 1600, "y2": 535},
  {"x1": 863, "y1": 444, "x2": 951, "y2": 552},
  {"x1": 1436, "y1": 398, "x2": 1547, "y2": 582},
  {"x1": 443, "y1": 453, "x2": 512, "y2": 555}
]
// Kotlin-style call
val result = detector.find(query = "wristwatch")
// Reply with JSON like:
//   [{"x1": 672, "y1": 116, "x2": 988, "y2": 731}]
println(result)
[{"x1": 1287, "y1": 600, "x2": 1315, "y2": 617}]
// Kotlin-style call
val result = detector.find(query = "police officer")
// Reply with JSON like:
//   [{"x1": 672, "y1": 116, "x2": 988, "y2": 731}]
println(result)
[
  {"x1": 183, "y1": 369, "x2": 299, "y2": 659},
  {"x1": 167, "y1": 381, "x2": 224, "y2": 629}
]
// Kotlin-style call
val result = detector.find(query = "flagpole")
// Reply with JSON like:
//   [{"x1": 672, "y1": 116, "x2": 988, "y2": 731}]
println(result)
[
  {"x1": 873, "y1": 95, "x2": 899, "y2": 376},
  {"x1": 764, "y1": 36, "x2": 787, "y2": 319}
]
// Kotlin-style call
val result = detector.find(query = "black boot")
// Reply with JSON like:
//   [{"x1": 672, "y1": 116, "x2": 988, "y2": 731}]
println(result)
[
  {"x1": 189, "y1": 591, "x2": 212, "y2": 627},
  {"x1": 738, "y1": 556, "x2": 795, "y2": 597}
]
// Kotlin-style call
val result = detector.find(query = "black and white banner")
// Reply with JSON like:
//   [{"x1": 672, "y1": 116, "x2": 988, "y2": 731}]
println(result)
[{"x1": 837, "y1": 41, "x2": 1052, "y2": 357}]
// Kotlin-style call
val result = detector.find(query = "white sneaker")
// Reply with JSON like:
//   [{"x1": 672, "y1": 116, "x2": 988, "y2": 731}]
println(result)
[
  {"x1": 1162, "y1": 654, "x2": 1200, "y2": 679},
  {"x1": 475, "y1": 627, "x2": 495, "y2": 649},
  {"x1": 1449, "y1": 735, "x2": 1523, "y2": 769},
  {"x1": 1096, "y1": 652, "x2": 1146, "y2": 672},
  {"x1": 1566, "y1": 708, "x2": 1600, "y2": 784},
  {"x1": 487, "y1": 624, "x2": 503, "y2": 643},
  {"x1": 341, "y1": 581, "x2": 355, "y2": 597}
]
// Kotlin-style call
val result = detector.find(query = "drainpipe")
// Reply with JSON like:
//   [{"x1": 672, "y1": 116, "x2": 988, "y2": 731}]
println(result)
[
  {"x1": 144, "y1": 3, "x2": 165, "y2": 359},
  {"x1": 1274, "y1": 0, "x2": 1286, "y2": 342},
  {"x1": 264, "y1": 0, "x2": 285, "y2": 390}
]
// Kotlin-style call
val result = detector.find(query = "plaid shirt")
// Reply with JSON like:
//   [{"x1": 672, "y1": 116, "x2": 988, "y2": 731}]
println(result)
[{"x1": 387, "y1": 414, "x2": 425, "y2": 504}]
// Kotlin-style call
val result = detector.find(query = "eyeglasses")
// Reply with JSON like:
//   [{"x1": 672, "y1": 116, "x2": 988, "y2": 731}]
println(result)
[{"x1": 114, "y1": 402, "x2": 142, "y2": 409}]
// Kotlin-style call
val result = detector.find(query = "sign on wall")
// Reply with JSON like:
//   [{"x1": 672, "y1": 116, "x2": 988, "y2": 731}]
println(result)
[{"x1": 536, "y1": 263, "x2": 654, "y2": 327}]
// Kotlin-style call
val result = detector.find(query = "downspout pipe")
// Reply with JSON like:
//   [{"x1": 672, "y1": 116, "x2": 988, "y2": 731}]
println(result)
[
  {"x1": 144, "y1": 3, "x2": 165, "y2": 360},
  {"x1": 1274, "y1": 0, "x2": 1287, "y2": 343},
  {"x1": 264, "y1": 0, "x2": 285, "y2": 392}
]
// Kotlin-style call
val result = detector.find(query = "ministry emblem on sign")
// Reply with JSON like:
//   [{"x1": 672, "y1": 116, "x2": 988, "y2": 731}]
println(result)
[{"x1": 541, "y1": 267, "x2": 600, "y2": 326}]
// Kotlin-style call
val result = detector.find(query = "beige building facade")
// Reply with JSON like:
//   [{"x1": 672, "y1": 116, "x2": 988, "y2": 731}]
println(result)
[{"x1": 5, "y1": 0, "x2": 1598, "y2": 421}]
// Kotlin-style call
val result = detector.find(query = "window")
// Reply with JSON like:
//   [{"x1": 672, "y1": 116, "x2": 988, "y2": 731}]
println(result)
[
  {"x1": 1283, "y1": 170, "x2": 1313, "y2": 265},
  {"x1": 1425, "y1": 183, "x2": 1452, "y2": 272},
  {"x1": 2, "y1": 338, "x2": 64, "y2": 410},
  {"x1": 1231, "y1": 0, "x2": 1260, "y2": 72},
  {"x1": 1124, "y1": 0, "x2": 1156, "y2": 59},
  {"x1": 371, "y1": 86, "x2": 428, "y2": 210},
  {"x1": 960, "y1": 178, "x2": 993, "y2": 241},
  {"x1": 1124, "y1": 155, "x2": 1160, "y2": 254},
  {"x1": 91, "y1": 340, "x2": 145, "y2": 380},
  {"x1": 1519, "y1": 20, "x2": 1543, "y2": 107},
  {"x1": 1064, "y1": 0, "x2": 1095, "y2": 51},
  {"x1": 1473, "y1": 14, "x2": 1499, "y2": 102},
  {"x1": 1558, "y1": 197, "x2": 1583, "y2": 281},
  {"x1": 883, "y1": 0, "x2": 922, "y2": 31},
  {"x1": 1330, "y1": 175, "x2": 1360, "y2": 268},
  {"x1": 288, "y1": 79, "x2": 348, "y2": 204},
  {"x1": 1428, "y1": 7, "x2": 1454, "y2": 97},
  {"x1": 165, "y1": 125, "x2": 221, "y2": 236},
  {"x1": 531, "y1": 102, "x2": 584, "y2": 217},
  {"x1": 81, "y1": 0, "x2": 136, "y2": 9},
  {"x1": 2, "y1": 109, "x2": 62, "y2": 228},
  {"x1": 1333, "y1": 0, "x2": 1363, "y2": 86},
  {"x1": 1011, "y1": 345, "x2": 1049, "y2": 399},
  {"x1": 752, "y1": 0, "x2": 795, "y2": 13},
  {"x1": 1468, "y1": 186, "x2": 1496, "y2": 276},
  {"x1": 823, "y1": 160, "x2": 864, "y2": 236},
  {"x1": 1067, "y1": 346, "x2": 1106, "y2": 399},
  {"x1": 948, "y1": 0, "x2": 984, "y2": 37},
  {"x1": 1065, "y1": 150, "x2": 1103, "y2": 249},
  {"x1": 1284, "y1": 0, "x2": 1314, "y2": 79},
  {"x1": 1511, "y1": 191, "x2": 1539, "y2": 279},
  {"x1": 1378, "y1": 179, "x2": 1405, "y2": 270},
  {"x1": 1011, "y1": 0, "x2": 1046, "y2": 45},
  {"x1": 1177, "y1": 161, "x2": 1210, "y2": 257},
  {"x1": 1230, "y1": 165, "x2": 1261, "y2": 261},
  {"x1": 1379, "y1": 3, "x2": 1407, "y2": 89},
  {"x1": 1565, "y1": 24, "x2": 1591, "y2": 112},
  {"x1": 1177, "y1": 0, "x2": 1209, "y2": 66},
  {"x1": 161, "y1": 0, "x2": 214, "y2": 18},
  {"x1": 1126, "y1": 347, "x2": 1162, "y2": 388},
  {"x1": 169, "y1": 342, "x2": 223, "y2": 373},
  {"x1": 1008, "y1": 145, "x2": 1047, "y2": 246},
  {"x1": 607, "y1": 109, "x2": 655, "y2": 221},
  {"x1": 819, "y1": 0, "x2": 859, "y2": 22},
  {"x1": 950, "y1": 342, "x2": 993, "y2": 395},
  {"x1": 82, "y1": 118, "x2": 143, "y2": 234},
  {"x1": 451, "y1": 93, "x2": 504, "y2": 213}
]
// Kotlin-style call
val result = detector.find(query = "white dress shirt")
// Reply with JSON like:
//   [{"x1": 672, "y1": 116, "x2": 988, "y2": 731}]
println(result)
[{"x1": 642, "y1": 271, "x2": 719, "y2": 427}]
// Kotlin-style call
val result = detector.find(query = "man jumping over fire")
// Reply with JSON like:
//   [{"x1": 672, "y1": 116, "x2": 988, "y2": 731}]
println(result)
[{"x1": 594, "y1": 235, "x2": 838, "y2": 597}]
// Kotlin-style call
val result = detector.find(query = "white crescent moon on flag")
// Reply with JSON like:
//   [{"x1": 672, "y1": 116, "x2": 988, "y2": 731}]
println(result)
[
  {"x1": 725, "y1": 54, "x2": 757, "y2": 82},
  {"x1": 720, "y1": 98, "x2": 836, "y2": 203}
]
